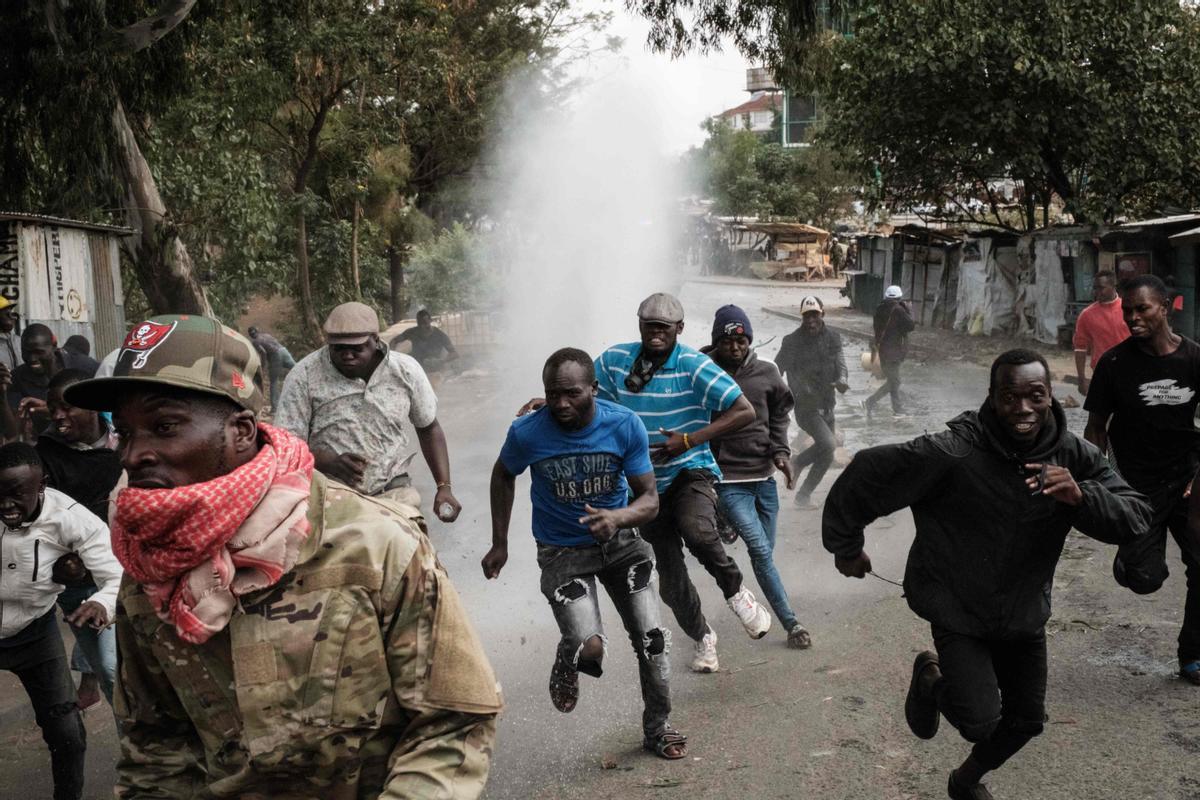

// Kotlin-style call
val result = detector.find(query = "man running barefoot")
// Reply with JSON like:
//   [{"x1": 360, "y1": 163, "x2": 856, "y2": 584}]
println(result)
[
  {"x1": 485, "y1": 348, "x2": 685, "y2": 759},
  {"x1": 824, "y1": 349, "x2": 1150, "y2": 799}
]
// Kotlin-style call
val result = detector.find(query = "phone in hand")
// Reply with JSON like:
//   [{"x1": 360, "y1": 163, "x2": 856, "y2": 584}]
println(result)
[{"x1": 1029, "y1": 464, "x2": 1049, "y2": 495}]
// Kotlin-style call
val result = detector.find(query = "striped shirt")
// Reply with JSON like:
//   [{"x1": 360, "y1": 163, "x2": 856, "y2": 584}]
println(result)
[{"x1": 595, "y1": 341, "x2": 744, "y2": 492}]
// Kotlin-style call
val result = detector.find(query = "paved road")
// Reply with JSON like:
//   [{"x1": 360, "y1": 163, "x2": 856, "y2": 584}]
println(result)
[{"x1": 2, "y1": 278, "x2": 1196, "y2": 799}]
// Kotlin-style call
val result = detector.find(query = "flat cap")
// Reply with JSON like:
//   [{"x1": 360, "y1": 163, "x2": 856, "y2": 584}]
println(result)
[
  {"x1": 324, "y1": 302, "x2": 380, "y2": 344},
  {"x1": 637, "y1": 292, "x2": 684, "y2": 325}
]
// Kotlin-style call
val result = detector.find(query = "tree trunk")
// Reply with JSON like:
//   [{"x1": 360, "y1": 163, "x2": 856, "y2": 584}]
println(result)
[
  {"x1": 350, "y1": 200, "x2": 362, "y2": 299},
  {"x1": 388, "y1": 244, "x2": 406, "y2": 323},
  {"x1": 291, "y1": 90, "x2": 337, "y2": 342},
  {"x1": 111, "y1": 99, "x2": 211, "y2": 315},
  {"x1": 295, "y1": 210, "x2": 322, "y2": 342}
]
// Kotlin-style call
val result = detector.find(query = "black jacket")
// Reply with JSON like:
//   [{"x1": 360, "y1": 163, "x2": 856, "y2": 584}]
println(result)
[
  {"x1": 704, "y1": 349, "x2": 794, "y2": 481},
  {"x1": 775, "y1": 324, "x2": 848, "y2": 413},
  {"x1": 36, "y1": 429, "x2": 122, "y2": 523},
  {"x1": 822, "y1": 400, "x2": 1150, "y2": 637},
  {"x1": 873, "y1": 299, "x2": 915, "y2": 364}
]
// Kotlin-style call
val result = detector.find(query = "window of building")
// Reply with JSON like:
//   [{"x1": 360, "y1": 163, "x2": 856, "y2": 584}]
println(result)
[{"x1": 784, "y1": 93, "x2": 818, "y2": 146}]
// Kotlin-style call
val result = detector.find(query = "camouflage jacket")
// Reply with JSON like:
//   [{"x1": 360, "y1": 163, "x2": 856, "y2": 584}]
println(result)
[{"x1": 113, "y1": 472, "x2": 502, "y2": 799}]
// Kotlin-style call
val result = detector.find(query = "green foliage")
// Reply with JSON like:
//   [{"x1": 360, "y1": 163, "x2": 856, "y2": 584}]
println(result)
[
  {"x1": 822, "y1": 0, "x2": 1200, "y2": 226},
  {"x1": 406, "y1": 224, "x2": 494, "y2": 314},
  {"x1": 0, "y1": 0, "x2": 209, "y2": 219},
  {"x1": 688, "y1": 118, "x2": 854, "y2": 228},
  {"x1": 1, "y1": 0, "x2": 595, "y2": 327},
  {"x1": 630, "y1": 0, "x2": 857, "y2": 88}
]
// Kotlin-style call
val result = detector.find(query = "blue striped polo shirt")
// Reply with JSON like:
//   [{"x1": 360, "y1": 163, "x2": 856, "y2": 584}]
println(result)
[{"x1": 595, "y1": 341, "x2": 744, "y2": 492}]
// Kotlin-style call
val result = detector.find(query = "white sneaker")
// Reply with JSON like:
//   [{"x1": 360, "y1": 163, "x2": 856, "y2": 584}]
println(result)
[
  {"x1": 728, "y1": 586, "x2": 771, "y2": 639},
  {"x1": 690, "y1": 627, "x2": 719, "y2": 673}
]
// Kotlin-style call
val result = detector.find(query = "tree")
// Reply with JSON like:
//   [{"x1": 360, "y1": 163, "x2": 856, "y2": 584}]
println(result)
[
  {"x1": 406, "y1": 224, "x2": 494, "y2": 314},
  {"x1": 687, "y1": 118, "x2": 854, "y2": 227},
  {"x1": 823, "y1": 0, "x2": 1200, "y2": 227},
  {"x1": 629, "y1": 0, "x2": 856, "y2": 86},
  {"x1": 0, "y1": 1, "x2": 212, "y2": 313}
]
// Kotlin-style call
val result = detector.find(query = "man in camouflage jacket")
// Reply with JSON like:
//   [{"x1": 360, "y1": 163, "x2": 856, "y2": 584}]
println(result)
[{"x1": 67, "y1": 315, "x2": 502, "y2": 799}]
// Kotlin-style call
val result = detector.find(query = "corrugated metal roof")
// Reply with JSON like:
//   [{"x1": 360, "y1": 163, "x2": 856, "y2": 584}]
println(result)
[
  {"x1": 1113, "y1": 212, "x2": 1200, "y2": 230},
  {"x1": 0, "y1": 212, "x2": 133, "y2": 236},
  {"x1": 1168, "y1": 224, "x2": 1200, "y2": 243},
  {"x1": 741, "y1": 221, "x2": 830, "y2": 238}
]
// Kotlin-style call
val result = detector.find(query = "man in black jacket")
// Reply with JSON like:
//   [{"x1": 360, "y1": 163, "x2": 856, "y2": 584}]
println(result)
[
  {"x1": 823, "y1": 349, "x2": 1149, "y2": 800},
  {"x1": 775, "y1": 295, "x2": 848, "y2": 508},
  {"x1": 865, "y1": 285, "x2": 916, "y2": 416}
]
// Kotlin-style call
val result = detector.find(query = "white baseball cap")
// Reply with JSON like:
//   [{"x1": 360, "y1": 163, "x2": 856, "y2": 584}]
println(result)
[
  {"x1": 799, "y1": 296, "x2": 824, "y2": 315},
  {"x1": 884, "y1": 285, "x2": 903, "y2": 299}
]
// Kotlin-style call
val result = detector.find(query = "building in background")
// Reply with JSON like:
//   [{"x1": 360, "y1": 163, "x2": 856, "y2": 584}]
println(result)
[{"x1": 0, "y1": 213, "x2": 129, "y2": 356}]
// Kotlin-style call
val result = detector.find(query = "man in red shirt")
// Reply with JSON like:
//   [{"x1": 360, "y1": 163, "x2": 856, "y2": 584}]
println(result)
[{"x1": 1073, "y1": 270, "x2": 1128, "y2": 395}]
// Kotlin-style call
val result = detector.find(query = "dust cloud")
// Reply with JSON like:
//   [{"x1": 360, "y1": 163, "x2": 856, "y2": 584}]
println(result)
[{"x1": 484, "y1": 68, "x2": 683, "y2": 394}]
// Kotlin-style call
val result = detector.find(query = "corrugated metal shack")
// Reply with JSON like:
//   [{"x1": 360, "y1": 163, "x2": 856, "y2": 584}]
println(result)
[
  {"x1": 0, "y1": 213, "x2": 129, "y2": 355},
  {"x1": 1100, "y1": 213, "x2": 1200, "y2": 339},
  {"x1": 849, "y1": 225, "x2": 961, "y2": 327}
]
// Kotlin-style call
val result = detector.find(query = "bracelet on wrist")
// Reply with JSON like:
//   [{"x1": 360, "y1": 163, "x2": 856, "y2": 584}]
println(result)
[
  {"x1": 682, "y1": 432, "x2": 691, "y2": 449},
  {"x1": 436, "y1": 481, "x2": 452, "y2": 489}
]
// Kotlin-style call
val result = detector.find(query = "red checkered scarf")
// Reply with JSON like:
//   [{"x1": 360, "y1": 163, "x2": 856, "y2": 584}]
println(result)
[{"x1": 111, "y1": 424, "x2": 315, "y2": 644}]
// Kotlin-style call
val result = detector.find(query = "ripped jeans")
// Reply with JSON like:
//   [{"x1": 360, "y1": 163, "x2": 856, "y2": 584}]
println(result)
[
  {"x1": 0, "y1": 612, "x2": 86, "y2": 800},
  {"x1": 537, "y1": 529, "x2": 672, "y2": 738}
]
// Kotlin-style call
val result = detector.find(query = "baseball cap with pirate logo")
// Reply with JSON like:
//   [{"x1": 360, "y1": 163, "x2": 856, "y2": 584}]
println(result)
[{"x1": 65, "y1": 315, "x2": 264, "y2": 413}]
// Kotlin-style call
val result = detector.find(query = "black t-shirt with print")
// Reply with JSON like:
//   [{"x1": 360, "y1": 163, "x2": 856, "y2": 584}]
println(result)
[{"x1": 1085, "y1": 335, "x2": 1200, "y2": 488}]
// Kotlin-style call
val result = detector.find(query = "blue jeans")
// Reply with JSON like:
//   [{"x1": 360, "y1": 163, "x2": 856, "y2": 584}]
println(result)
[
  {"x1": 717, "y1": 479, "x2": 798, "y2": 630},
  {"x1": 59, "y1": 584, "x2": 117, "y2": 707},
  {"x1": 69, "y1": 625, "x2": 116, "y2": 706}
]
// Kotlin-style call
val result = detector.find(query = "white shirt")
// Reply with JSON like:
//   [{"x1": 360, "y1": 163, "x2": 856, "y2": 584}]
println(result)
[
  {"x1": 275, "y1": 346, "x2": 438, "y2": 495},
  {"x1": 0, "y1": 487, "x2": 123, "y2": 639}
]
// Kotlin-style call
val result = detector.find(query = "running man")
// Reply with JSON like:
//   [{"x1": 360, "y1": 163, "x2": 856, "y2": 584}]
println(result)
[
  {"x1": 1084, "y1": 274, "x2": 1200, "y2": 686},
  {"x1": 825, "y1": 349, "x2": 1149, "y2": 799},
  {"x1": 705, "y1": 305, "x2": 812, "y2": 649},
  {"x1": 485, "y1": 347, "x2": 685, "y2": 759},
  {"x1": 775, "y1": 295, "x2": 849, "y2": 507},
  {"x1": 594, "y1": 293, "x2": 769, "y2": 672},
  {"x1": 518, "y1": 293, "x2": 771, "y2": 672}
]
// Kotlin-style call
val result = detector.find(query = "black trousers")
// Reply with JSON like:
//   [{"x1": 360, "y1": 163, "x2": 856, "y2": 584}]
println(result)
[
  {"x1": 1113, "y1": 474, "x2": 1200, "y2": 665},
  {"x1": 931, "y1": 625, "x2": 1047, "y2": 771},
  {"x1": 0, "y1": 613, "x2": 86, "y2": 800},
  {"x1": 643, "y1": 469, "x2": 744, "y2": 641}
]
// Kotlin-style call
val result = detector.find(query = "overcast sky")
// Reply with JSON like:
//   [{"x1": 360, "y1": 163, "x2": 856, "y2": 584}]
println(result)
[{"x1": 575, "y1": 0, "x2": 753, "y2": 153}]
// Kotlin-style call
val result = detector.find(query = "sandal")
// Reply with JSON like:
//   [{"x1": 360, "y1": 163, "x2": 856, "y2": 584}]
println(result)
[
  {"x1": 1182, "y1": 660, "x2": 1200, "y2": 686},
  {"x1": 548, "y1": 656, "x2": 579, "y2": 713},
  {"x1": 643, "y1": 726, "x2": 688, "y2": 760},
  {"x1": 787, "y1": 623, "x2": 812, "y2": 650}
]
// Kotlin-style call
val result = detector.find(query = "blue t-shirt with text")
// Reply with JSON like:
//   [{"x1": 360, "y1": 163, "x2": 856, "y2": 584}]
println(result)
[{"x1": 499, "y1": 399, "x2": 654, "y2": 547}]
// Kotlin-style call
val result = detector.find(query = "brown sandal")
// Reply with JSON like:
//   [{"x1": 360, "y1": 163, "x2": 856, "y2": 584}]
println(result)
[
  {"x1": 548, "y1": 656, "x2": 579, "y2": 713},
  {"x1": 643, "y1": 726, "x2": 688, "y2": 759}
]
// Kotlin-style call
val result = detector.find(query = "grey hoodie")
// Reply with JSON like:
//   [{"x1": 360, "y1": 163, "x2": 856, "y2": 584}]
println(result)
[{"x1": 704, "y1": 348, "x2": 795, "y2": 481}]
